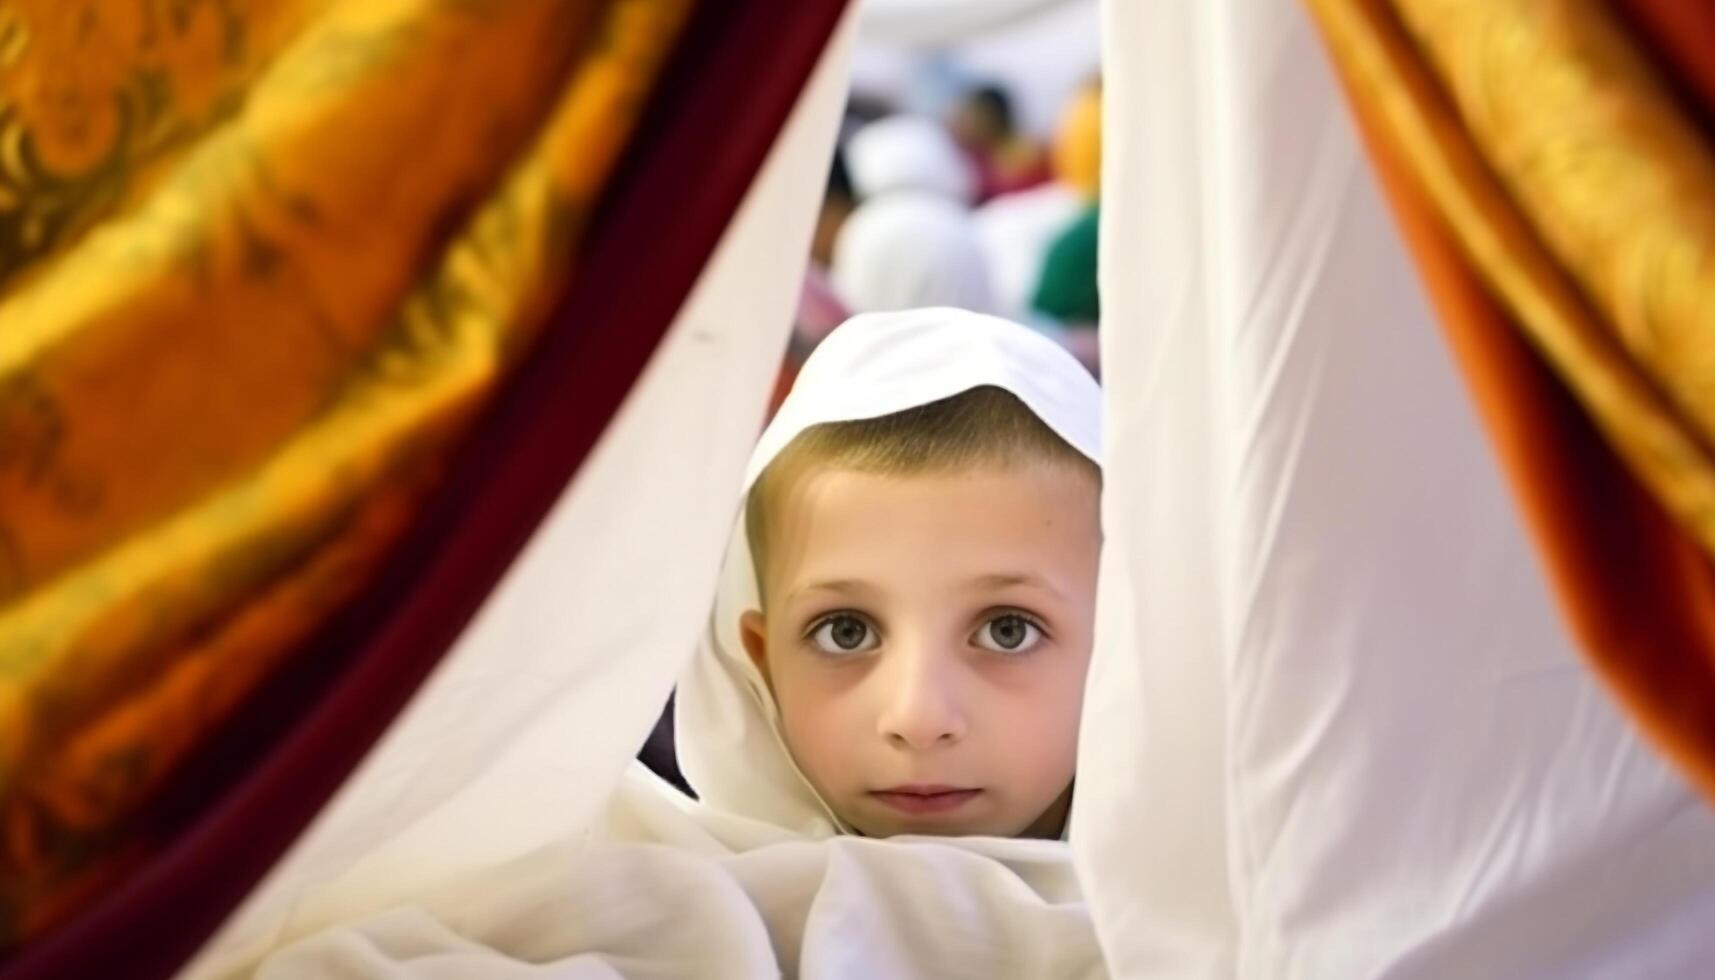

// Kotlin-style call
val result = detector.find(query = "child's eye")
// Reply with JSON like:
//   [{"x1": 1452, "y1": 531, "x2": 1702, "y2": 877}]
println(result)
[
  {"x1": 974, "y1": 613, "x2": 1045, "y2": 654},
  {"x1": 808, "y1": 614, "x2": 878, "y2": 655}
]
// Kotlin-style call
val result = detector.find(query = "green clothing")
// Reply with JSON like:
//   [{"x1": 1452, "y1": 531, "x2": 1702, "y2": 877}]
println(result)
[{"x1": 1030, "y1": 203, "x2": 1100, "y2": 326}]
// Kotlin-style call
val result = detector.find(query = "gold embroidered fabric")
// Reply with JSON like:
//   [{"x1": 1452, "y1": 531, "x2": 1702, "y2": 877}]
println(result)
[
  {"x1": 0, "y1": 0, "x2": 692, "y2": 940},
  {"x1": 1306, "y1": 0, "x2": 1715, "y2": 559}
]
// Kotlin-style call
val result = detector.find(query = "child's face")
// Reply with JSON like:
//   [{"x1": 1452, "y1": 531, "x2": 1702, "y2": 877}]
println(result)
[{"x1": 741, "y1": 462, "x2": 1100, "y2": 838}]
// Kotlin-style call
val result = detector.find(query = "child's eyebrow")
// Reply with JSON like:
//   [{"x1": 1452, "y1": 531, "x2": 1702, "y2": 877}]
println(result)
[
  {"x1": 967, "y1": 572, "x2": 1067, "y2": 600},
  {"x1": 792, "y1": 579, "x2": 878, "y2": 600}
]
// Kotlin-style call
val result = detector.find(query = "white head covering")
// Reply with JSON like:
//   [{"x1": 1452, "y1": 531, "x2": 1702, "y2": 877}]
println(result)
[
  {"x1": 675, "y1": 307, "x2": 1101, "y2": 836},
  {"x1": 844, "y1": 114, "x2": 976, "y2": 203},
  {"x1": 834, "y1": 115, "x2": 997, "y2": 315},
  {"x1": 831, "y1": 193, "x2": 999, "y2": 316}
]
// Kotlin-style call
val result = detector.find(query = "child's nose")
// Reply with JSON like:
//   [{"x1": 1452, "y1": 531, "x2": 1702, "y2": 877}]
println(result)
[{"x1": 875, "y1": 647, "x2": 968, "y2": 750}]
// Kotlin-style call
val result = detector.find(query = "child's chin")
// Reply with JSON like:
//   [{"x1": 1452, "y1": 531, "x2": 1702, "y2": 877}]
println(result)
[{"x1": 850, "y1": 811, "x2": 1017, "y2": 840}]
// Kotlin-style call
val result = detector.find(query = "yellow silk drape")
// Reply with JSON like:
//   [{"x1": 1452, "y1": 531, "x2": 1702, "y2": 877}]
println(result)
[
  {"x1": 1309, "y1": 0, "x2": 1715, "y2": 559},
  {"x1": 0, "y1": 0, "x2": 692, "y2": 940}
]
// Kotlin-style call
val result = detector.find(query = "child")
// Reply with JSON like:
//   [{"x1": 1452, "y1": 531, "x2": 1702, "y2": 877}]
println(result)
[
  {"x1": 249, "y1": 309, "x2": 1107, "y2": 978},
  {"x1": 676, "y1": 306, "x2": 1102, "y2": 841}
]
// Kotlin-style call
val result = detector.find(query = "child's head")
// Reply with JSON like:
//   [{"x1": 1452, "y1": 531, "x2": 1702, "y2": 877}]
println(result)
[{"x1": 739, "y1": 385, "x2": 1100, "y2": 839}]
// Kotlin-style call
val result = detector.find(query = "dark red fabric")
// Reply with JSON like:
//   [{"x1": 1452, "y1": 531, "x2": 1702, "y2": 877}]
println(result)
[
  {"x1": 0, "y1": 2, "x2": 850, "y2": 976},
  {"x1": 1611, "y1": 0, "x2": 1715, "y2": 136}
]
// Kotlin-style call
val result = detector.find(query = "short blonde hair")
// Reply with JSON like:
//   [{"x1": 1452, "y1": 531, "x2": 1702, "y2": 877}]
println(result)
[{"x1": 745, "y1": 385, "x2": 1097, "y2": 601}]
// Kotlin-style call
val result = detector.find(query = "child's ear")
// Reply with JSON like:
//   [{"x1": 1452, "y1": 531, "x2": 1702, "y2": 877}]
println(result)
[{"x1": 739, "y1": 609, "x2": 773, "y2": 693}]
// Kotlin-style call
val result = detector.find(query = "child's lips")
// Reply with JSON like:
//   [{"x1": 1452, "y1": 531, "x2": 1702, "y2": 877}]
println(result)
[{"x1": 869, "y1": 786, "x2": 983, "y2": 815}]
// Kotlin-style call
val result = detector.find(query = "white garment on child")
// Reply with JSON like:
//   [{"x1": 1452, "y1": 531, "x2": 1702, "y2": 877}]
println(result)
[{"x1": 678, "y1": 304, "x2": 1102, "y2": 838}]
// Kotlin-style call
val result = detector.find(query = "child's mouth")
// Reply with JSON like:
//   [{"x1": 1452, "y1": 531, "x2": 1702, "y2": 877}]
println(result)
[{"x1": 869, "y1": 786, "x2": 983, "y2": 815}]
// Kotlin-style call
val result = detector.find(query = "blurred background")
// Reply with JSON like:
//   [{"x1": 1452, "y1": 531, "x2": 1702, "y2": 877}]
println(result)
[{"x1": 781, "y1": 0, "x2": 1103, "y2": 399}]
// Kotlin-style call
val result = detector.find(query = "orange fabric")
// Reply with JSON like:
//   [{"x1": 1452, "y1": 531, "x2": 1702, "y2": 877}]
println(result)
[
  {"x1": 1381, "y1": 0, "x2": 1715, "y2": 473},
  {"x1": 1315, "y1": 0, "x2": 1715, "y2": 562},
  {"x1": 3, "y1": 459, "x2": 428, "y2": 939},
  {"x1": 1052, "y1": 80, "x2": 1102, "y2": 200},
  {"x1": 0, "y1": 0, "x2": 588, "y2": 593},
  {"x1": 1328, "y1": 36, "x2": 1715, "y2": 804},
  {"x1": 0, "y1": 0, "x2": 694, "y2": 941}
]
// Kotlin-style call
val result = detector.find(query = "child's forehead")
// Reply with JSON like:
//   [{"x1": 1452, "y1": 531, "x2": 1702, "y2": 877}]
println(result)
[
  {"x1": 769, "y1": 462, "x2": 1098, "y2": 546},
  {"x1": 775, "y1": 456, "x2": 1094, "y2": 502},
  {"x1": 759, "y1": 463, "x2": 1099, "y2": 605}
]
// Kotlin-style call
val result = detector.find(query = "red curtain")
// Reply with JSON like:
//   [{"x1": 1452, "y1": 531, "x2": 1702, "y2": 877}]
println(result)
[
  {"x1": 1615, "y1": 1, "x2": 1715, "y2": 128},
  {"x1": 0, "y1": 2, "x2": 850, "y2": 977}
]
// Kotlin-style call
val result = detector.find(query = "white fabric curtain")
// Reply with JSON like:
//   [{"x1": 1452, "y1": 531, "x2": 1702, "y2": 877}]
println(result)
[
  {"x1": 1078, "y1": 1, "x2": 1715, "y2": 977},
  {"x1": 183, "y1": 12, "x2": 859, "y2": 975}
]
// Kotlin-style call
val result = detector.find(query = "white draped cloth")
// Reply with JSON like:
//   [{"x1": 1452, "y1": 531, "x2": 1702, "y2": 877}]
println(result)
[
  {"x1": 184, "y1": 1, "x2": 1715, "y2": 977},
  {"x1": 184, "y1": 12, "x2": 869, "y2": 976},
  {"x1": 1074, "y1": 1, "x2": 1715, "y2": 977}
]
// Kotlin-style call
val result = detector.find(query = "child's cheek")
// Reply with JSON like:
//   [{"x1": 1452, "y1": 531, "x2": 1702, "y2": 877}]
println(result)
[
  {"x1": 778, "y1": 688, "x2": 838, "y2": 773},
  {"x1": 791, "y1": 687, "x2": 870, "y2": 785}
]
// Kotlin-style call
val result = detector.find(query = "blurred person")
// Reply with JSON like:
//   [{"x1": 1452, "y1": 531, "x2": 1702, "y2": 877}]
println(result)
[
  {"x1": 975, "y1": 77, "x2": 1102, "y2": 325},
  {"x1": 832, "y1": 115, "x2": 997, "y2": 315},
  {"x1": 1032, "y1": 79, "x2": 1102, "y2": 374},
  {"x1": 1031, "y1": 207, "x2": 1099, "y2": 331},
  {"x1": 809, "y1": 148, "x2": 856, "y2": 269},
  {"x1": 946, "y1": 83, "x2": 1052, "y2": 203},
  {"x1": 766, "y1": 151, "x2": 857, "y2": 416},
  {"x1": 1030, "y1": 201, "x2": 1100, "y2": 371},
  {"x1": 1051, "y1": 77, "x2": 1102, "y2": 202}
]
